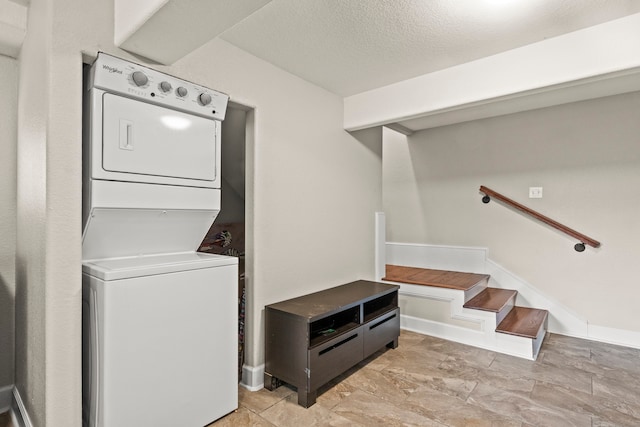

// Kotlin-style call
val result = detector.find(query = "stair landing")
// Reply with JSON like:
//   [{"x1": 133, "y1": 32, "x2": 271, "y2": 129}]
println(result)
[{"x1": 383, "y1": 265, "x2": 488, "y2": 291}]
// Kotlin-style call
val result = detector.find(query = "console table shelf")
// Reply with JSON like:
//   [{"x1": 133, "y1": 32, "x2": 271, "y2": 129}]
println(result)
[{"x1": 264, "y1": 280, "x2": 400, "y2": 407}]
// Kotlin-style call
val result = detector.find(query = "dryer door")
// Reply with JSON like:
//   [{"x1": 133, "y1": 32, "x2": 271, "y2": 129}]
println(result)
[{"x1": 102, "y1": 93, "x2": 217, "y2": 183}]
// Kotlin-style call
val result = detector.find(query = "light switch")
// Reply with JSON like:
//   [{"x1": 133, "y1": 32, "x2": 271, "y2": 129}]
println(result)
[{"x1": 529, "y1": 187, "x2": 543, "y2": 198}]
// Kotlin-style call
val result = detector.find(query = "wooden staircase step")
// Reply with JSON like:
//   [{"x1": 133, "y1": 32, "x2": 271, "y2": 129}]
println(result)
[
  {"x1": 463, "y1": 288, "x2": 517, "y2": 312},
  {"x1": 496, "y1": 306, "x2": 548, "y2": 339},
  {"x1": 384, "y1": 265, "x2": 489, "y2": 291}
]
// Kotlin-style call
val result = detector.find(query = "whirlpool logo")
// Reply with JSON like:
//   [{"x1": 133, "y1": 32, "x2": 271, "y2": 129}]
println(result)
[{"x1": 103, "y1": 65, "x2": 123, "y2": 74}]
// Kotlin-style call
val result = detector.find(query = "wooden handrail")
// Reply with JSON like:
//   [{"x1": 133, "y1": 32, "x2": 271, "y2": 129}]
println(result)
[{"x1": 479, "y1": 186, "x2": 601, "y2": 250}]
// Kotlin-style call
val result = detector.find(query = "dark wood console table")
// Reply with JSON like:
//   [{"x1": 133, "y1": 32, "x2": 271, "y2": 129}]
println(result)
[{"x1": 264, "y1": 280, "x2": 400, "y2": 407}]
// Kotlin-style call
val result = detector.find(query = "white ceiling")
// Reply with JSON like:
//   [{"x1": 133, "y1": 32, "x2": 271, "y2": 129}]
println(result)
[{"x1": 219, "y1": 0, "x2": 640, "y2": 96}]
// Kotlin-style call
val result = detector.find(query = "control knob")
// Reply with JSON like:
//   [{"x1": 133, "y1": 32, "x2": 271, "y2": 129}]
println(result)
[
  {"x1": 159, "y1": 81, "x2": 172, "y2": 93},
  {"x1": 176, "y1": 87, "x2": 188, "y2": 98},
  {"x1": 198, "y1": 93, "x2": 212, "y2": 106},
  {"x1": 131, "y1": 71, "x2": 148, "y2": 87}
]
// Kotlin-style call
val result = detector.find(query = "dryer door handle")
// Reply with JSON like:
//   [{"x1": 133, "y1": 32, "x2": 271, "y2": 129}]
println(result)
[{"x1": 119, "y1": 119, "x2": 134, "y2": 151}]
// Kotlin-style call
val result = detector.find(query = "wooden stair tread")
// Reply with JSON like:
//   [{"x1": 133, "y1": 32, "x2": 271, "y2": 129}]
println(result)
[
  {"x1": 463, "y1": 288, "x2": 517, "y2": 312},
  {"x1": 496, "y1": 307, "x2": 548, "y2": 339},
  {"x1": 383, "y1": 265, "x2": 489, "y2": 291}
]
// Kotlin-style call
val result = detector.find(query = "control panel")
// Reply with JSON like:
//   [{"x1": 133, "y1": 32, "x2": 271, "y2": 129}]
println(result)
[{"x1": 90, "y1": 52, "x2": 229, "y2": 121}]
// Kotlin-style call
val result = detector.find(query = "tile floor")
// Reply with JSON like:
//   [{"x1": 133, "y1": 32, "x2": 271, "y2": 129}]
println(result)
[
  {"x1": 209, "y1": 330, "x2": 640, "y2": 427},
  {"x1": 1, "y1": 330, "x2": 637, "y2": 426}
]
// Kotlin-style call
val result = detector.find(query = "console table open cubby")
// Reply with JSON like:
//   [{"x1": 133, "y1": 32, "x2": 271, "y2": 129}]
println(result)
[{"x1": 264, "y1": 280, "x2": 400, "y2": 407}]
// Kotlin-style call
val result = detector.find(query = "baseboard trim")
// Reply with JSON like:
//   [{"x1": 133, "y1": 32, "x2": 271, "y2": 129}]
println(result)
[
  {"x1": 11, "y1": 387, "x2": 33, "y2": 427},
  {"x1": 485, "y1": 259, "x2": 588, "y2": 337},
  {"x1": 400, "y1": 315, "x2": 535, "y2": 360},
  {"x1": 0, "y1": 384, "x2": 11, "y2": 413},
  {"x1": 588, "y1": 323, "x2": 640, "y2": 349},
  {"x1": 240, "y1": 364, "x2": 264, "y2": 391}
]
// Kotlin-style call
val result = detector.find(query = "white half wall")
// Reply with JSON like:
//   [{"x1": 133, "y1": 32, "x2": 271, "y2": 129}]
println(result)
[
  {"x1": 386, "y1": 242, "x2": 486, "y2": 274},
  {"x1": 344, "y1": 13, "x2": 640, "y2": 132}
]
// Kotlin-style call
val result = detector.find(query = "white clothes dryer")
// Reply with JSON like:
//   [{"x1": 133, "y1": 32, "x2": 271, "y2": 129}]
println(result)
[{"x1": 82, "y1": 53, "x2": 229, "y2": 260}]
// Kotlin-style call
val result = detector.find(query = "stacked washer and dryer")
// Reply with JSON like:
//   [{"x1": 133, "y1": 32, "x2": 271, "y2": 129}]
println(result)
[{"x1": 82, "y1": 53, "x2": 238, "y2": 427}]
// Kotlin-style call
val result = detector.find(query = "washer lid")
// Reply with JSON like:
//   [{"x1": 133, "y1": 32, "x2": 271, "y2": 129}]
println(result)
[
  {"x1": 82, "y1": 207, "x2": 218, "y2": 260},
  {"x1": 82, "y1": 251, "x2": 238, "y2": 281}
]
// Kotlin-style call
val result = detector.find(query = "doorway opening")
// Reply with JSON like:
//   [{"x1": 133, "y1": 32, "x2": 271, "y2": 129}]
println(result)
[{"x1": 198, "y1": 102, "x2": 253, "y2": 380}]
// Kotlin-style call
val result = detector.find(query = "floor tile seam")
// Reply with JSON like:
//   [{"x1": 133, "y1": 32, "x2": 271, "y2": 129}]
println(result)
[
  {"x1": 387, "y1": 368, "x2": 468, "y2": 397},
  {"x1": 592, "y1": 359, "x2": 640, "y2": 381},
  {"x1": 463, "y1": 379, "x2": 480, "y2": 404},
  {"x1": 241, "y1": 393, "x2": 291, "y2": 416},
  {"x1": 315, "y1": 397, "x2": 342, "y2": 412},
  {"x1": 540, "y1": 350, "x2": 599, "y2": 368},
  {"x1": 487, "y1": 351, "x2": 498, "y2": 367},
  {"x1": 528, "y1": 380, "x2": 542, "y2": 399},
  {"x1": 529, "y1": 380, "x2": 624, "y2": 421},
  {"x1": 393, "y1": 396, "x2": 461, "y2": 427},
  {"x1": 346, "y1": 374, "x2": 420, "y2": 408},
  {"x1": 397, "y1": 339, "x2": 427, "y2": 351},
  {"x1": 589, "y1": 382, "x2": 640, "y2": 415},
  {"x1": 378, "y1": 365, "x2": 417, "y2": 388},
  {"x1": 461, "y1": 391, "x2": 530, "y2": 425},
  {"x1": 256, "y1": 411, "x2": 279, "y2": 427},
  {"x1": 232, "y1": 406, "x2": 279, "y2": 427},
  {"x1": 538, "y1": 357, "x2": 599, "y2": 377},
  {"x1": 382, "y1": 402, "x2": 443, "y2": 427},
  {"x1": 485, "y1": 361, "x2": 593, "y2": 395},
  {"x1": 590, "y1": 364, "x2": 640, "y2": 381},
  {"x1": 531, "y1": 389, "x2": 604, "y2": 423},
  {"x1": 240, "y1": 403, "x2": 274, "y2": 417},
  {"x1": 410, "y1": 376, "x2": 478, "y2": 403}
]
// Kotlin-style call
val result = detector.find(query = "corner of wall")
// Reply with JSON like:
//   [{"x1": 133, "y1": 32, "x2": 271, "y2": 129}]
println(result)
[
  {"x1": 240, "y1": 364, "x2": 264, "y2": 391},
  {"x1": 374, "y1": 212, "x2": 386, "y2": 280},
  {"x1": 0, "y1": 384, "x2": 11, "y2": 413}
]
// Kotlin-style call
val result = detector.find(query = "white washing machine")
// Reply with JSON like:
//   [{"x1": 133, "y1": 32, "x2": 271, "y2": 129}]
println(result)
[
  {"x1": 82, "y1": 53, "x2": 238, "y2": 427},
  {"x1": 82, "y1": 253, "x2": 238, "y2": 427}
]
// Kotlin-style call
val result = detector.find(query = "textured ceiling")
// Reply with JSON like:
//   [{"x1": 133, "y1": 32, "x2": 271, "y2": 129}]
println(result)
[{"x1": 219, "y1": 0, "x2": 640, "y2": 96}]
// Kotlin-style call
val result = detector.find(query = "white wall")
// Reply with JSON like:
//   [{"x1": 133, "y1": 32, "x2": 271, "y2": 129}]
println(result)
[
  {"x1": 14, "y1": 0, "x2": 382, "y2": 424},
  {"x1": 15, "y1": 0, "x2": 50, "y2": 425},
  {"x1": 383, "y1": 91, "x2": 640, "y2": 332},
  {"x1": 0, "y1": 54, "x2": 17, "y2": 392}
]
